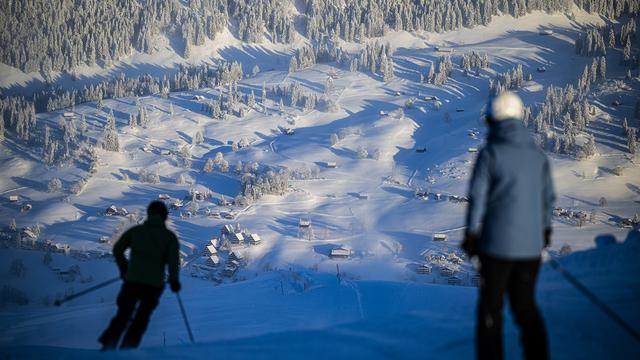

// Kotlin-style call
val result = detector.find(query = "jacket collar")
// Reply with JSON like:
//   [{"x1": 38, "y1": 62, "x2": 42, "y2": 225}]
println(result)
[{"x1": 487, "y1": 119, "x2": 532, "y2": 145}]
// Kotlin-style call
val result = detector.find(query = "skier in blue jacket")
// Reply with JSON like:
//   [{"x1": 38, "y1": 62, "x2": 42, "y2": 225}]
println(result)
[{"x1": 463, "y1": 92, "x2": 555, "y2": 360}]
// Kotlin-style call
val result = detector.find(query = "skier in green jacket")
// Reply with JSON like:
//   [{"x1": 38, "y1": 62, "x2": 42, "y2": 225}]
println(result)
[{"x1": 99, "y1": 201, "x2": 181, "y2": 350}]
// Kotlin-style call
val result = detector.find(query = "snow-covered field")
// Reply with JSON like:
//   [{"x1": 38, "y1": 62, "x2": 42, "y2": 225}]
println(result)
[{"x1": 1, "y1": 7, "x2": 639, "y2": 359}]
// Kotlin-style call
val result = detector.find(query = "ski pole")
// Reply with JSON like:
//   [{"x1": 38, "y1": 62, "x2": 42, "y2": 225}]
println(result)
[
  {"x1": 176, "y1": 293, "x2": 195, "y2": 344},
  {"x1": 54, "y1": 277, "x2": 120, "y2": 306},
  {"x1": 545, "y1": 252, "x2": 640, "y2": 343}
]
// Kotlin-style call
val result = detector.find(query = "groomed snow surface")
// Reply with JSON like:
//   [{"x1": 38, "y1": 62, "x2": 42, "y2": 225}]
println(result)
[{"x1": 1, "y1": 8, "x2": 640, "y2": 359}]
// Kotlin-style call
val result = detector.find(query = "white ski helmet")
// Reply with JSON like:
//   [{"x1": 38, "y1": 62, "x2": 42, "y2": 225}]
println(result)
[{"x1": 487, "y1": 92, "x2": 524, "y2": 122}]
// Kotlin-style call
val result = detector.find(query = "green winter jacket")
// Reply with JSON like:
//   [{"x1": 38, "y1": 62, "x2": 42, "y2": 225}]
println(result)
[{"x1": 113, "y1": 215, "x2": 180, "y2": 288}]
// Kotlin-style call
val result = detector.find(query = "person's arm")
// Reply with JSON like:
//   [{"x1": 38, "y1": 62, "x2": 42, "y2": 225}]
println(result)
[
  {"x1": 466, "y1": 148, "x2": 492, "y2": 236},
  {"x1": 113, "y1": 229, "x2": 133, "y2": 279},
  {"x1": 542, "y1": 158, "x2": 556, "y2": 246},
  {"x1": 167, "y1": 232, "x2": 181, "y2": 292},
  {"x1": 463, "y1": 148, "x2": 492, "y2": 256}
]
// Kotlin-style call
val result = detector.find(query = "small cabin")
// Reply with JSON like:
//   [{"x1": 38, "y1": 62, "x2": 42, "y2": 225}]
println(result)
[
  {"x1": 326, "y1": 162, "x2": 337, "y2": 168},
  {"x1": 468, "y1": 147, "x2": 478, "y2": 153},
  {"x1": 433, "y1": 233, "x2": 448, "y2": 242},
  {"x1": 539, "y1": 29, "x2": 554, "y2": 35},
  {"x1": 284, "y1": 128, "x2": 295, "y2": 135},
  {"x1": 105, "y1": 205, "x2": 118, "y2": 216},
  {"x1": 161, "y1": 150, "x2": 172, "y2": 156},
  {"x1": 53, "y1": 243, "x2": 71, "y2": 254},
  {"x1": 299, "y1": 219, "x2": 311, "y2": 228},
  {"x1": 439, "y1": 267, "x2": 454, "y2": 277},
  {"x1": 229, "y1": 251, "x2": 245, "y2": 262},
  {"x1": 63, "y1": 112, "x2": 75, "y2": 118},
  {"x1": 358, "y1": 192, "x2": 369, "y2": 200},
  {"x1": 434, "y1": 46, "x2": 454, "y2": 53},
  {"x1": 223, "y1": 212, "x2": 235, "y2": 220},
  {"x1": 99, "y1": 236, "x2": 110, "y2": 243},
  {"x1": 207, "y1": 255, "x2": 220, "y2": 267},
  {"x1": 221, "y1": 224, "x2": 235, "y2": 235},
  {"x1": 21, "y1": 229, "x2": 37, "y2": 241},
  {"x1": 142, "y1": 145, "x2": 152, "y2": 153},
  {"x1": 210, "y1": 212, "x2": 221, "y2": 219},
  {"x1": 394, "y1": 91, "x2": 401, "y2": 97},
  {"x1": 330, "y1": 246, "x2": 351, "y2": 259},
  {"x1": 424, "y1": 96, "x2": 439, "y2": 101},
  {"x1": 204, "y1": 245, "x2": 218, "y2": 256},
  {"x1": 158, "y1": 194, "x2": 170, "y2": 200},
  {"x1": 417, "y1": 264, "x2": 432, "y2": 274},
  {"x1": 229, "y1": 232, "x2": 244, "y2": 245},
  {"x1": 21, "y1": 204, "x2": 32, "y2": 212},
  {"x1": 223, "y1": 261, "x2": 239, "y2": 277},
  {"x1": 248, "y1": 233, "x2": 261, "y2": 245},
  {"x1": 192, "y1": 95, "x2": 205, "y2": 101}
]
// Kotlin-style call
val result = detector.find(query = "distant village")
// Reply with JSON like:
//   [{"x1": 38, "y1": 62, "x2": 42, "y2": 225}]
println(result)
[{"x1": 189, "y1": 222, "x2": 262, "y2": 283}]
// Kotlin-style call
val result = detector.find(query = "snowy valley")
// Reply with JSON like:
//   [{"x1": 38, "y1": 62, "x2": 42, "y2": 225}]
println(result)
[{"x1": 0, "y1": 1, "x2": 639, "y2": 358}]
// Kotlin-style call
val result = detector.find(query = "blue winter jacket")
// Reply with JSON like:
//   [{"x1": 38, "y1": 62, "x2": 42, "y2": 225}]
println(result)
[{"x1": 465, "y1": 119, "x2": 555, "y2": 259}]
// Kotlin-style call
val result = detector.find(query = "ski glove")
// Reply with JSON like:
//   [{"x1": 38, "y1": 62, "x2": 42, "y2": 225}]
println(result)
[
  {"x1": 462, "y1": 231, "x2": 480, "y2": 257},
  {"x1": 544, "y1": 228, "x2": 552, "y2": 248},
  {"x1": 169, "y1": 280, "x2": 181, "y2": 293}
]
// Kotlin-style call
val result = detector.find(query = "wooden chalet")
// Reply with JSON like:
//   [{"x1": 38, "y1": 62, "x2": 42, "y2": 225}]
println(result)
[
  {"x1": 417, "y1": 264, "x2": 432, "y2": 274},
  {"x1": 330, "y1": 246, "x2": 350, "y2": 259},
  {"x1": 248, "y1": 233, "x2": 261, "y2": 245},
  {"x1": 433, "y1": 233, "x2": 448, "y2": 241},
  {"x1": 204, "y1": 245, "x2": 218, "y2": 256},
  {"x1": 207, "y1": 255, "x2": 220, "y2": 267}
]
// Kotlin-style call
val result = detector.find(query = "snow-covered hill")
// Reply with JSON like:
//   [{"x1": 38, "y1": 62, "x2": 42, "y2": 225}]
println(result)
[
  {"x1": 1, "y1": 234, "x2": 639, "y2": 359},
  {"x1": 1, "y1": 6, "x2": 639, "y2": 359}
]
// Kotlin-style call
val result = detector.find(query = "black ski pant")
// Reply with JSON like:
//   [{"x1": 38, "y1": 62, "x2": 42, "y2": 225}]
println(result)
[
  {"x1": 476, "y1": 254, "x2": 548, "y2": 360},
  {"x1": 99, "y1": 281, "x2": 163, "y2": 349}
]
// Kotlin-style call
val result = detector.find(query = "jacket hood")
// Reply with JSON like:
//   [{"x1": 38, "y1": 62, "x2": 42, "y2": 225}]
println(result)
[{"x1": 487, "y1": 119, "x2": 532, "y2": 146}]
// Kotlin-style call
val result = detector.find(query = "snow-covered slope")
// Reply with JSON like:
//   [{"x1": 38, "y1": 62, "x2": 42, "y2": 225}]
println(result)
[
  {"x1": 1, "y1": 234, "x2": 639, "y2": 359},
  {"x1": 1, "y1": 7, "x2": 639, "y2": 358}
]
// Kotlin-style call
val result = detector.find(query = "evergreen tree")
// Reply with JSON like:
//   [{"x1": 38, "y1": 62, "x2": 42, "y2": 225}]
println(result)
[
  {"x1": 629, "y1": 128, "x2": 638, "y2": 154},
  {"x1": 623, "y1": 39, "x2": 632, "y2": 65},
  {"x1": 193, "y1": 131, "x2": 204, "y2": 145},
  {"x1": 102, "y1": 129, "x2": 120, "y2": 152},
  {"x1": 278, "y1": 98, "x2": 285, "y2": 114},
  {"x1": 248, "y1": 91, "x2": 256, "y2": 108},
  {"x1": 582, "y1": 134, "x2": 597, "y2": 158},
  {"x1": 204, "y1": 158, "x2": 214, "y2": 173},
  {"x1": 608, "y1": 28, "x2": 616, "y2": 48},
  {"x1": 330, "y1": 133, "x2": 339, "y2": 146},
  {"x1": 357, "y1": 146, "x2": 368, "y2": 159},
  {"x1": 79, "y1": 114, "x2": 87, "y2": 135}
]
